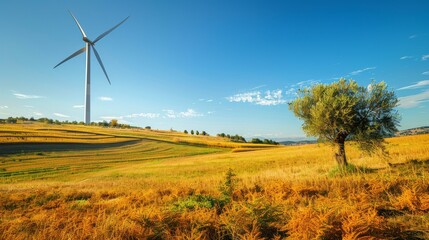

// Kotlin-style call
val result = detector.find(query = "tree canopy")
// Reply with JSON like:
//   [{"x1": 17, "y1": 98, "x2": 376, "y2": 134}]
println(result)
[{"x1": 289, "y1": 78, "x2": 399, "y2": 166}]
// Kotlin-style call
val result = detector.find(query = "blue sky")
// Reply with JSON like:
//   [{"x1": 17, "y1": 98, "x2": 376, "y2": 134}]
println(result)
[{"x1": 1, "y1": 0, "x2": 428, "y2": 140}]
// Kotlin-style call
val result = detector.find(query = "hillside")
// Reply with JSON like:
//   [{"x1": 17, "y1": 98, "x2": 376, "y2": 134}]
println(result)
[
  {"x1": 397, "y1": 126, "x2": 429, "y2": 136},
  {"x1": 0, "y1": 123, "x2": 428, "y2": 239}
]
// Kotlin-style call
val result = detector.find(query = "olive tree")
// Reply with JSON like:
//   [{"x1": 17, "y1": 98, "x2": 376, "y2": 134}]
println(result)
[{"x1": 289, "y1": 78, "x2": 399, "y2": 167}]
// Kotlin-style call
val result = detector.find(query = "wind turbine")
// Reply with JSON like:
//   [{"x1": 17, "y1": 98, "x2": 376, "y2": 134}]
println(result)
[{"x1": 54, "y1": 11, "x2": 129, "y2": 124}]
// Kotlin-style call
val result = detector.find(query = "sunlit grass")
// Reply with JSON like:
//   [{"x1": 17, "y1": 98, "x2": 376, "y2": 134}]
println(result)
[{"x1": 0, "y1": 123, "x2": 428, "y2": 239}]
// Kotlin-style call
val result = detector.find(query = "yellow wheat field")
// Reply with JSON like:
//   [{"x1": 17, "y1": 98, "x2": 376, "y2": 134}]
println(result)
[{"x1": 0, "y1": 123, "x2": 428, "y2": 239}]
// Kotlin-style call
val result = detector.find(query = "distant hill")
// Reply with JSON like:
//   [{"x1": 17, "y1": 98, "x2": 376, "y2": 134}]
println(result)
[
  {"x1": 396, "y1": 126, "x2": 429, "y2": 136},
  {"x1": 278, "y1": 126, "x2": 429, "y2": 146}
]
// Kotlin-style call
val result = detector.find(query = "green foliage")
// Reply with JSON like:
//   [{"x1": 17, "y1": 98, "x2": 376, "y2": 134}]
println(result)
[
  {"x1": 190, "y1": 130, "x2": 194, "y2": 135},
  {"x1": 251, "y1": 138, "x2": 279, "y2": 145},
  {"x1": 289, "y1": 78, "x2": 399, "y2": 161},
  {"x1": 217, "y1": 133, "x2": 226, "y2": 138},
  {"x1": 184, "y1": 130, "x2": 188, "y2": 134},
  {"x1": 251, "y1": 138, "x2": 263, "y2": 144},
  {"x1": 172, "y1": 194, "x2": 219, "y2": 211},
  {"x1": 110, "y1": 119, "x2": 118, "y2": 127},
  {"x1": 172, "y1": 169, "x2": 238, "y2": 212},
  {"x1": 216, "y1": 133, "x2": 247, "y2": 142},
  {"x1": 328, "y1": 163, "x2": 374, "y2": 177},
  {"x1": 219, "y1": 168, "x2": 237, "y2": 201}
]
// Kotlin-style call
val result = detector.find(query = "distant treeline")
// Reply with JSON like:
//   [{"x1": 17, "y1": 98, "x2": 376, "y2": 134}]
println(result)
[
  {"x1": 0, "y1": 116, "x2": 136, "y2": 129},
  {"x1": 216, "y1": 133, "x2": 246, "y2": 143},
  {"x1": 216, "y1": 133, "x2": 279, "y2": 145}
]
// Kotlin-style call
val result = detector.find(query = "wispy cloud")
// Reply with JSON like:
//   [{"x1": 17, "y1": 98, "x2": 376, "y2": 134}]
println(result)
[
  {"x1": 163, "y1": 109, "x2": 204, "y2": 118},
  {"x1": 290, "y1": 80, "x2": 321, "y2": 92},
  {"x1": 227, "y1": 90, "x2": 287, "y2": 106},
  {"x1": 73, "y1": 105, "x2": 84, "y2": 108},
  {"x1": 125, "y1": 113, "x2": 160, "y2": 118},
  {"x1": 13, "y1": 93, "x2": 44, "y2": 99},
  {"x1": 422, "y1": 55, "x2": 429, "y2": 61},
  {"x1": 100, "y1": 112, "x2": 161, "y2": 121},
  {"x1": 397, "y1": 80, "x2": 429, "y2": 90},
  {"x1": 293, "y1": 80, "x2": 320, "y2": 87},
  {"x1": 398, "y1": 89, "x2": 429, "y2": 108},
  {"x1": 249, "y1": 85, "x2": 267, "y2": 91},
  {"x1": 409, "y1": 34, "x2": 417, "y2": 39},
  {"x1": 422, "y1": 71, "x2": 429, "y2": 75},
  {"x1": 53, "y1": 113, "x2": 70, "y2": 118},
  {"x1": 350, "y1": 67, "x2": 376, "y2": 75},
  {"x1": 100, "y1": 116, "x2": 122, "y2": 120},
  {"x1": 400, "y1": 56, "x2": 413, "y2": 60},
  {"x1": 33, "y1": 112, "x2": 43, "y2": 116},
  {"x1": 99, "y1": 96, "x2": 113, "y2": 101},
  {"x1": 198, "y1": 99, "x2": 214, "y2": 103},
  {"x1": 0, "y1": 106, "x2": 8, "y2": 109}
]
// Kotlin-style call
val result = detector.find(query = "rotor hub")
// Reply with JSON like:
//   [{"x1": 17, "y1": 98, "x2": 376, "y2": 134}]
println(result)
[{"x1": 83, "y1": 37, "x2": 92, "y2": 44}]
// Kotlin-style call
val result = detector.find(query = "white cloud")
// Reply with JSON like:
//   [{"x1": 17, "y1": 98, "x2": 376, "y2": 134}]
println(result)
[
  {"x1": 100, "y1": 112, "x2": 161, "y2": 121},
  {"x1": 350, "y1": 67, "x2": 376, "y2": 75},
  {"x1": 13, "y1": 93, "x2": 44, "y2": 99},
  {"x1": 285, "y1": 87, "x2": 296, "y2": 95},
  {"x1": 249, "y1": 85, "x2": 267, "y2": 91},
  {"x1": 409, "y1": 34, "x2": 417, "y2": 39},
  {"x1": 400, "y1": 56, "x2": 413, "y2": 60},
  {"x1": 24, "y1": 105, "x2": 34, "y2": 108},
  {"x1": 227, "y1": 89, "x2": 287, "y2": 106},
  {"x1": 398, "y1": 90, "x2": 429, "y2": 108},
  {"x1": 73, "y1": 105, "x2": 84, "y2": 108},
  {"x1": 422, "y1": 71, "x2": 429, "y2": 75},
  {"x1": 99, "y1": 96, "x2": 113, "y2": 101},
  {"x1": 293, "y1": 79, "x2": 320, "y2": 87},
  {"x1": 422, "y1": 55, "x2": 429, "y2": 61},
  {"x1": 100, "y1": 116, "x2": 123, "y2": 120},
  {"x1": 125, "y1": 113, "x2": 160, "y2": 118},
  {"x1": 53, "y1": 113, "x2": 70, "y2": 118},
  {"x1": 397, "y1": 80, "x2": 429, "y2": 90},
  {"x1": 163, "y1": 109, "x2": 204, "y2": 118},
  {"x1": 0, "y1": 106, "x2": 8, "y2": 109},
  {"x1": 33, "y1": 112, "x2": 43, "y2": 116}
]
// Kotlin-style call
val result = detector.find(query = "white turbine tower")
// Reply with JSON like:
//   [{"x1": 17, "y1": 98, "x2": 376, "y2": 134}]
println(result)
[{"x1": 54, "y1": 11, "x2": 128, "y2": 124}]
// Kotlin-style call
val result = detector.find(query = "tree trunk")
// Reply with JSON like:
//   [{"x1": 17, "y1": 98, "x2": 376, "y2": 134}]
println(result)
[
  {"x1": 335, "y1": 141, "x2": 348, "y2": 167},
  {"x1": 334, "y1": 130, "x2": 349, "y2": 167}
]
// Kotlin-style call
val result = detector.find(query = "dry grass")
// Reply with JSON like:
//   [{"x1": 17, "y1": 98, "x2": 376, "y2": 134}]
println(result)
[{"x1": 0, "y1": 123, "x2": 428, "y2": 239}]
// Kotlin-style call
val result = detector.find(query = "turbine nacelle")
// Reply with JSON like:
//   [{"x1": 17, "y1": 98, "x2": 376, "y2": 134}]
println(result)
[
  {"x1": 83, "y1": 37, "x2": 93, "y2": 44},
  {"x1": 54, "y1": 12, "x2": 129, "y2": 84}
]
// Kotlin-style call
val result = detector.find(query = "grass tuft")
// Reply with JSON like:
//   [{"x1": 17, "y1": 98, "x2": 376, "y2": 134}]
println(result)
[{"x1": 328, "y1": 163, "x2": 374, "y2": 177}]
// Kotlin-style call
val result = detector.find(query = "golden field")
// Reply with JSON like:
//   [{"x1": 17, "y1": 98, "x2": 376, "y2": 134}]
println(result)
[{"x1": 0, "y1": 123, "x2": 428, "y2": 239}]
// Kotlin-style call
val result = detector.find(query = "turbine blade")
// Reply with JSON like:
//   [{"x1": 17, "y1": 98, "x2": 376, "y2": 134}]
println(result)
[
  {"x1": 91, "y1": 45, "x2": 111, "y2": 85},
  {"x1": 54, "y1": 47, "x2": 86, "y2": 69},
  {"x1": 93, "y1": 16, "x2": 129, "y2": 44},
  {"x1": 68, "y1": 10, "x2": 87, "y2": 38}
]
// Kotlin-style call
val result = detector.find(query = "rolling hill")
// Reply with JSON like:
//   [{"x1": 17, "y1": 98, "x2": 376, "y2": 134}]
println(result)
[{"x1": 0, "y1": 122, "x2": 428, "y2": 239}]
